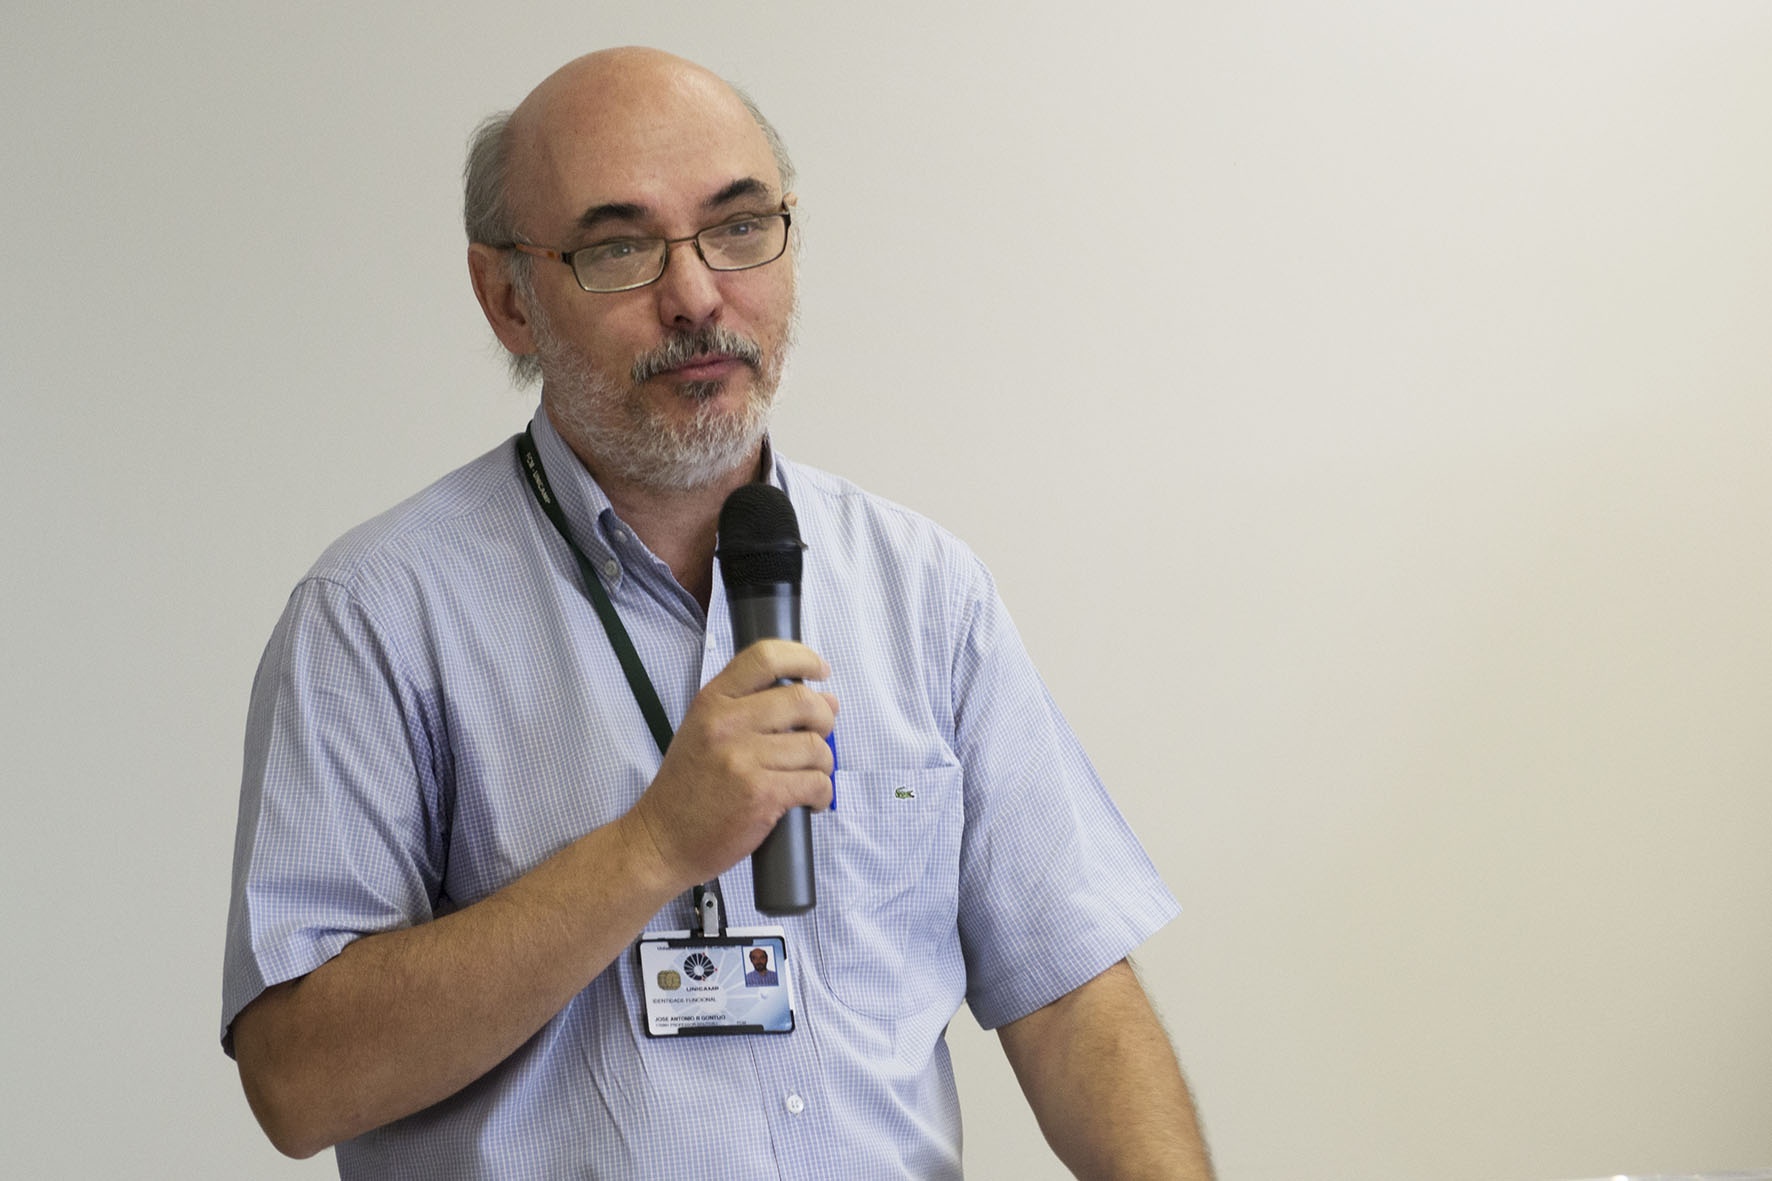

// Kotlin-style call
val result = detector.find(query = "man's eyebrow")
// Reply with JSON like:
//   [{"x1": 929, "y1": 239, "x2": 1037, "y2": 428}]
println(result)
[
  {"x1": 575, "y1": 201, "x2": 650, "y2": 233},
  {"x1": 704, "y1": 177, "x2": 775, "y2": 210},
  {"x1": 572, "y1": 180, "x2": 775, "y2": 235}
]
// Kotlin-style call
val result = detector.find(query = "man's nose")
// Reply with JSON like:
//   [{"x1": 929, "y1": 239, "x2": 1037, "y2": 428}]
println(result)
[{"x1": 653, "y1": 238, "x2": 722, "y2": 329}]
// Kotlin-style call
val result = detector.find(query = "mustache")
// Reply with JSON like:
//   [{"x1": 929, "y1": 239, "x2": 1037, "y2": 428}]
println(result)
[{"x1": 631, "y1": 326, "x2": 764, "y2": 384}]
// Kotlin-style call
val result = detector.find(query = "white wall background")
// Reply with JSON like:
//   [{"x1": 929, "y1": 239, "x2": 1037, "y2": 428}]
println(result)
[{"x1": 4, "y1": 3, "x2": 1769, "y2": 1178}]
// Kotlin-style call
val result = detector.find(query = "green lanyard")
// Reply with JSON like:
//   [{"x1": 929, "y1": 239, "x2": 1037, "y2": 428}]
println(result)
[
  {"x1": 518, "y1": 427, "x2": 736, "y2": 932},
  {"x1": 516, "y1": 428, "x2": 675, "y2": 757}
]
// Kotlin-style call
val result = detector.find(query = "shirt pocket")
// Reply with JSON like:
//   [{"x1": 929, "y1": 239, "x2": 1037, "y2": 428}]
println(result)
[{"x1": 807, "y1": 765, "x2": 965, "y2": 1022}]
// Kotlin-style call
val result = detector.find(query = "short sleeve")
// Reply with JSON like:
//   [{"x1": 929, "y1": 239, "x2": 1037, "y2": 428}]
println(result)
[
  {"x1": 220, "y1": 577, "x2": 447, "y2": 1051},
  {"x1": 951, "y1": 562, "x2": 1179, "y2": 1029}
]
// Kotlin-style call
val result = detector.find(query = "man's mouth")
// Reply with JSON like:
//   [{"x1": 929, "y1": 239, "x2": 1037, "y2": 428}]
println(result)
[
  {"x1": 659, "y1": 352, "x2": 744, "y2": 382},
  {"x1": 632, "y1": 327, "x2": 764, "y2": 384}
]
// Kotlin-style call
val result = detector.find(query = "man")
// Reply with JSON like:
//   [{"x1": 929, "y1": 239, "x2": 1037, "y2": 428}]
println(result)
[
  {"x1": 746, "y1": 947, "x2": 779, "y2": 988},
  {"x1": 222, "y1": 47, "x2": 1212, "y2": 1179}
]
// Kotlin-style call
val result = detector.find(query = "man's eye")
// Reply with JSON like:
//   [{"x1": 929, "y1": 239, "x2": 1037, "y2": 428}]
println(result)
[
  {"x1": 585, "y1": 239, "x2": 645, "y2": 262},
  {"x1": 709, "y1": 218, "x2": 763, "y2": 240}
]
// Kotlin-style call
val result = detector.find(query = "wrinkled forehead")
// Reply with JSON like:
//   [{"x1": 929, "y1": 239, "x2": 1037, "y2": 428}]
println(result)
[{"x1": 510, "y1": 58, "x2": 782, "y2": 239}]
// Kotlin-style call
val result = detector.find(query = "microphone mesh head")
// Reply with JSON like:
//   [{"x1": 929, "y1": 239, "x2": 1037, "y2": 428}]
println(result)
[{"x1": 717, "y1": 484, "x2": 804, "y2": 588}]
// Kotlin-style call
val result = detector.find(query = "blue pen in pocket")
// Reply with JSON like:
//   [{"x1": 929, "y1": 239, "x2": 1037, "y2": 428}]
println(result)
[{"x1": 826, "y1": 731, "x2": 838, "y2": 810}]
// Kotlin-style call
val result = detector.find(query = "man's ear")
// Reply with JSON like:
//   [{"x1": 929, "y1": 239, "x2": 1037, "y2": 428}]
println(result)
[{"x1": 467, "y1": 244, "x2": 537, "y2": 358}]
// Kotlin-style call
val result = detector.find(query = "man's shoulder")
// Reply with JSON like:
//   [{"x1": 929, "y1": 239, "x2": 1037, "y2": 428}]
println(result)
[
  {"x1": 303, "y1": 435, "x2": 527, "y2": 593},
  {"x1": 777, "y1": 456, "x2": 978, "y2": 568}
]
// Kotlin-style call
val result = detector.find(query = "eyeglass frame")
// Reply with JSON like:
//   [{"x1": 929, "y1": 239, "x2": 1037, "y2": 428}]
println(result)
[{"x1": 503, "y1": 200, "x2": 795, "y2": 294}]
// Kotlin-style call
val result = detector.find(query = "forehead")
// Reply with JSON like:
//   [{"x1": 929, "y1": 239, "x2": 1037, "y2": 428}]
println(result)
[{"x1": 514, "y1": 62, "x2": 781, "y2": 236}]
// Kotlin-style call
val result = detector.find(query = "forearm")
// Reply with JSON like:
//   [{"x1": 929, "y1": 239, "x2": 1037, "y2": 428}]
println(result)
[
  {"x1": 232, "y1": 641, "x2": 837, "y2": 1158},
  {"x1": 999, "y1": 960, "x2": 1214, "y2": 1180},
  {"x1": 232, "y1": 812, "x2": 681, "y2": 1158}
]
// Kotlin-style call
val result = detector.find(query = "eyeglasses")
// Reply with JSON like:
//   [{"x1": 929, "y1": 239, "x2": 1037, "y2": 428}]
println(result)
[{"x1": 508, "y1": 204, "x2": 793, "y2": 293}]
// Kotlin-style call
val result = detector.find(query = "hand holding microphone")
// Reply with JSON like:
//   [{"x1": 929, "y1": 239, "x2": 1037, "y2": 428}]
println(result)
[{"x1": 621, "y1": 485, "x2": 831, "y2": 915}]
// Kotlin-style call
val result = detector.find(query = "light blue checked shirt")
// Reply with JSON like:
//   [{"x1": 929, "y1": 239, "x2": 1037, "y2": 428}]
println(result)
[{"x1": 223, "y1": 412, "x2": 1179, "y2": 1179}]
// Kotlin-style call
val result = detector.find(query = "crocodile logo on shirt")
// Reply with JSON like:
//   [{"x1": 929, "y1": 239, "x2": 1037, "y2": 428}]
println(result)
[{"x1": 895, "y1": 785, "x2": 916, "y2": 800}]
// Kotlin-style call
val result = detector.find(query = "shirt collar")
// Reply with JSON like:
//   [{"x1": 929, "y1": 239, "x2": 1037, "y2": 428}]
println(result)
[{"x1": 526, "y1": 409, "x2": 786, "y2": 563}]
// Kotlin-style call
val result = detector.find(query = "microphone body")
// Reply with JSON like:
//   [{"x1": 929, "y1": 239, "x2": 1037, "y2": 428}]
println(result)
[
  {"x1": 718, "y1": 484, "x2": 816, "y2": 916},
  {"x1": 728, "y1": 584, "x2": 816, "y2": 915}
]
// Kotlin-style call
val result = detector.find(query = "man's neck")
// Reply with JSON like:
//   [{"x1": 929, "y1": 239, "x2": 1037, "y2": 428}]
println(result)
[{"x1": 553, "y1": 427, "x2": 764, "y2": 612}]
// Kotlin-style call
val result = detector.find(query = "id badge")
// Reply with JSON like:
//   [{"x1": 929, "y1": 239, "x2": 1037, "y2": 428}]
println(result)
[{"x1": 636, "y1": 925, "x2": 796, "y2": 1037}]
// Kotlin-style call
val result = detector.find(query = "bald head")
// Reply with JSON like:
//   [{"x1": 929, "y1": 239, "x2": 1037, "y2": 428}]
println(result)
[
  {"x1": 518, "y1": 46, "x2": 728, "y2": 121},
  {"x1": 515, "y1": 51, "x2": 770, "y2": 234},
  {"x1": 465, "y1": 48, "x2": 793, "y2": 251},
  {"x1": 511, "y1": 48, "x2": 736, "y2": 160}
]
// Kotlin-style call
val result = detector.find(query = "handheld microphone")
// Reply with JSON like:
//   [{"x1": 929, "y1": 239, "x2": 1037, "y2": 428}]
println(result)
[{"x1": 717, "y1": 483, "x2": 816, "y2": 915}]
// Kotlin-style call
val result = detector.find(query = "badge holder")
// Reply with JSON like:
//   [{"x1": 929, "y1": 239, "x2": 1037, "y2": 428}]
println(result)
[{"x1": 636, "y1": 883, "x2": 797, "y2": 1037}]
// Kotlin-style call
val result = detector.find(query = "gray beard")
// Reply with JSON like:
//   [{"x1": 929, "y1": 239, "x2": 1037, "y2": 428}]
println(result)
[{"x1": 533, "y1": 315, "x2": 792, "y2": 494}]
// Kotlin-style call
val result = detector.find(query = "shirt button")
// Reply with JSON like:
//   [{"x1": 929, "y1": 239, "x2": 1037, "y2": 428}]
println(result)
[
  {"x1": 785, "y1": 1094, "x2": 805, "y2": 1115},
  {"x1": 602, "y1": 558, "x2": 619, "y2": 579}
]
